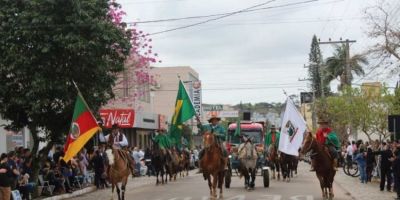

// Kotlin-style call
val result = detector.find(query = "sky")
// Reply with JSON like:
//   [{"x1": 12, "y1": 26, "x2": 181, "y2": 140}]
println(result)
[{"x1": 119, "y1": 0, "x2": 399, "y2": 105}]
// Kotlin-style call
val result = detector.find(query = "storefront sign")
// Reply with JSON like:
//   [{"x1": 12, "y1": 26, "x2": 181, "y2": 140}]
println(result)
[
  {"x1": 203, "y1": 104, "x2": 223, "y2": 111},
  {"x1": 134, "y1": 112, "x2": 159, "y2": 129},
  {"x1": 205, "y1": 110, "x2": 239, "y2": 118},
  {"x1": 99, "y1": 109, "x2": 135, "y2": 128},
  {"x1": 192, "y1": 81, "x2": 202, "y2": 117}
]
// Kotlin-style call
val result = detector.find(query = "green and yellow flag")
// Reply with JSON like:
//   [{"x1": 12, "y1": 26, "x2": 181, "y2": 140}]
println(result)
[
  {"x1": 63, "y1": 93, "x2": 100, "y2": 162},
  {"x1": 169, "y1": 80, "x2": 196, "y2": 147}
]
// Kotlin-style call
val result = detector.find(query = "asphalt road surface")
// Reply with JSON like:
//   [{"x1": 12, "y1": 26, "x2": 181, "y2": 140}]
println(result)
[{"x1": 71, "y1": 162, "x2": 353, "y2": 200}]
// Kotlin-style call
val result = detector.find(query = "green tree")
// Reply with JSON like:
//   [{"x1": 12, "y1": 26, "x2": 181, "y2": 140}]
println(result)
[
  {"x1": 321, "y1": 87, "x2": 393, "y2": 142},
  {"x1": 0, "y1": 0, "x2": 131, "y2": 183},
  {"x1": 325, "y1": 45, "x2": 368, "y2": 90},
  {"x1": 309, "y1": 35, "x2": 330, "y2": 98}
]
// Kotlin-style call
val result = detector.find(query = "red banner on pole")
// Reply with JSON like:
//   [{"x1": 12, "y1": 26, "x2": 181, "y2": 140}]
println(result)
[{"x1": 99, "y1": 109, "x2": 135, "y2": 128}]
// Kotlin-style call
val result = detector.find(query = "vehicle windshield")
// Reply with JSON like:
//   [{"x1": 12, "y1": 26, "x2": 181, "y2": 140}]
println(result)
[{"x1": 228, "y1": 130, "x2": 262, "y2": 144}]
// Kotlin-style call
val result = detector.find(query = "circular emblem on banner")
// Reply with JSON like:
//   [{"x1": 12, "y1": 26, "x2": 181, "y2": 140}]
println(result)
[
  {"x1": 70, "y1": 122, "x2": 80, "y2": 139},
  {"x1": 193, "y1": 81, "x2": 201, "y2": 89}
]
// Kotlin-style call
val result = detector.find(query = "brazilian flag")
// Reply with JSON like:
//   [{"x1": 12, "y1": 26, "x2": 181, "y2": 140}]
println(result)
[{"x1": 169, "y1": 80, "x2": 196, "y2": 147}]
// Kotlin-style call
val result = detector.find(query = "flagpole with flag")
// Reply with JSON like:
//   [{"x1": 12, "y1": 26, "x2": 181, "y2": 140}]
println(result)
[
  {"x1": 63, "y1": 83, "x2": 101, "y2": 162},
  {"x1": 278, "y1": 97, "x2": 307, "y2": 156},
  {"x1": 169, "y1": 79, "x2": 197, "y2": 148}
]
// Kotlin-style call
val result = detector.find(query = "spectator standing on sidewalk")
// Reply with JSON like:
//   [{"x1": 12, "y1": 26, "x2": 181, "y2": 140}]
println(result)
[
  {"x1": 354, "y1": 148, "x2": 367, "y2": 184},
  {"x1": 132, "y1": 147, "x2": 141, "y2": 176},
  {"x1": 345, "y1": 141, "x2": 354, "y2": 163},
  {"x1": 92, "y1": 150, "x2": 105, "y2": 189},
  {"x1": 391, "y1": 144, "x2": 400, "y2": 200},
  {"x1": 373, "y1": 142, "x2": 394, "y2": 192},
  {"x1": 0, "y1": 153, "x2": 12, "y2": 200},
  {"x1": 366, "y1": 147, "x2": 376, "y2": 182}
]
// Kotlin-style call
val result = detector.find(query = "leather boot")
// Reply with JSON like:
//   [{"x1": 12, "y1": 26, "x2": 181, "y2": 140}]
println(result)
[{"x1": 333, "y1": 158, "x2": 338, "y2": 171}]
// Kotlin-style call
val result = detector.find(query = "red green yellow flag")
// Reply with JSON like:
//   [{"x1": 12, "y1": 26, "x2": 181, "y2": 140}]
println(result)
[{"x1": 63, "y1": 93, "x2": 100, "y2": 162}]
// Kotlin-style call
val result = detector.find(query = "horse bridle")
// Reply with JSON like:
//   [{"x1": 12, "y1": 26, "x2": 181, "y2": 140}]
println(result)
[{"x1": 302, "y1": 135, "x2": 315, "y2": 154}]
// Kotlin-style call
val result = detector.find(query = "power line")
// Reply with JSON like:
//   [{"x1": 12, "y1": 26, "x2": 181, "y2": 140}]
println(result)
[
  {"x1": 149, "y1": 0, "x2": 321, "y2": 35},
  {"x1": 138, "y1": 17, "x2": 363, "y2": 27},
  {"x1": 132, "y1": 0, "x2": 343, "y2": 24}
]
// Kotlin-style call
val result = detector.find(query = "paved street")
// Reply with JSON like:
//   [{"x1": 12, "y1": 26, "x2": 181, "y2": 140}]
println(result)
[{"x1": 71, "y1": 163, "x2": 354, "y2": 200}]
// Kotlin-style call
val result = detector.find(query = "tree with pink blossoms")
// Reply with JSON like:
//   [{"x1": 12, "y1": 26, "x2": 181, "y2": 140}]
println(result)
[{"x1": 108, "y1": 1, "x2": 160, "y2": 109}]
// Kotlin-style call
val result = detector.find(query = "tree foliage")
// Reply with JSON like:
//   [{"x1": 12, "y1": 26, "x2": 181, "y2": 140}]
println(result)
[
  {"x1": 0, "y1": 0, "x2": 133, "y2": 182},
  {"x1": 308, "y1": 35, "x2": 330, "y2": 97},
  {"x1": 325, "y1": 45, "x2": 368, "y2": 90},
  {"x1": 318, "y1": 86, "x2": 394, "y2": 142},
  {"x1": 365, "y1": 1, "x2": 400, "y2": 73}
]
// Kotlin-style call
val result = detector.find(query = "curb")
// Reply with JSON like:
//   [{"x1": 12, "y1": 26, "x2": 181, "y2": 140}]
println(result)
[{"x1": 40, "y1": 186, "x2": 96, "y2": 200}]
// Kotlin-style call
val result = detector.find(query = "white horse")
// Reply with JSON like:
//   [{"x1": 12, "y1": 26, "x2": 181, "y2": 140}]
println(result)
[{"x1": 238, "y1": 139, "x2": 258, "y2": 190}]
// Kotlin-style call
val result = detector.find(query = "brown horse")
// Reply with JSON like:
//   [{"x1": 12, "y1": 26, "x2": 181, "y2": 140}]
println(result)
[
  {"x1": 267, "y1": 145, "x2": 281, "y2": 180},
  {"x1": 301, "y1": 132, "x2": 336, "y2": 200},
  {"x1": 166, "y1": 148, "x2": 180, "y2": 181},
  {"x1": 179, "y1": 150, "x2": 190, "y2": 177},
  {"x1": 200, "y1": 132, "x2": 225, "y2": 199},
  {"x1": 105, "y1": 148, "x2": 132, "y2": 200}
]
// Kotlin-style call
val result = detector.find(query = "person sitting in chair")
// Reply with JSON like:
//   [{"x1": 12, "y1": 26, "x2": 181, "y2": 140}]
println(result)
[{"x1": 197, "y1": 115, "x2": 228, "y2": 172}]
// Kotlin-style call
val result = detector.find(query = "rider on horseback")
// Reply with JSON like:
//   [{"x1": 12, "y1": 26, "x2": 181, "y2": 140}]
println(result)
[
  {"x1": 105, "y1": 124, "x2": 136, "y2": 177},
  {"x1": 265, "y1": 125, "x2": 280, "y2": 154},
  {"x1": 197, "y1": 114, "x2": 228, "y2": 171},
  {"x1": 153, "y1": 128, "x2": 171, "y2": 156},
  {"x1": 310, "y1": 119, "x2": 340, "y2": 171}
]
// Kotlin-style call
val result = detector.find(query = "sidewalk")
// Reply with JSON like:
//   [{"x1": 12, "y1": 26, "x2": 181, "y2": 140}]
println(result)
[
  {"x1": 40, "y1": 175, "x2": 155, "y2": 200},
  {"x1": 334, "y1": 170, "x2": 397, "y2": 200}
]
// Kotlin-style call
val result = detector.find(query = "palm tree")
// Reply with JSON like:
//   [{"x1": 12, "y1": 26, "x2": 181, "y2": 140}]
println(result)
[{"x1": 325, "y1": 44, "x2": 368, "y2": 90}]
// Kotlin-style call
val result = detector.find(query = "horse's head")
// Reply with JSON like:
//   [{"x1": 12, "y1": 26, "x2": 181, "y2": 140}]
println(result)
[
  {"x1": 105, "y1": 149, "x2": 115, "y2": 166},
  {"x1": 203, "y1": 131, "x2": 215, "y2": 149},
  {"x1": 300, "y1": 131, "x2": 315, "y2": 155}
]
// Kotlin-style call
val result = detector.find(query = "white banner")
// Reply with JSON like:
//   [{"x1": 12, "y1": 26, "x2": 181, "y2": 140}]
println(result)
[
  {"x1": 192, "y1": 81, "x2": 202, "y2": 117},
  {"x1": 278, "y1": 98, "x2": 307, "y2": 156}
]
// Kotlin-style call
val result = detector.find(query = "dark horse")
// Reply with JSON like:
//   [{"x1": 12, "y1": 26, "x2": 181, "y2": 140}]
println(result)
[
  {"x1": 151, "y1": 140, "x2": 168, "y2": 185},
  {"x1": 200, "y1": 132, "x2": 225, "y2": 199},
  {"x1": 280, "y1": 152, "x2": 296, "y2": 182},
  {"x1": 267, "y1": 145, "x2": 281, "y2": 180},
  {"x1": 301, "y1": 132, "x2": 336, "y2": 200}
]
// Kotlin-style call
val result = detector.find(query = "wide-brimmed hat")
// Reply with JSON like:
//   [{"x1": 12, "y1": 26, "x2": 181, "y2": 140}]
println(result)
[
  {"x1": 270, "y1": 125, "x2": 276, "y2": 129},
  {"x1": 317, "y1": 118, "x2": 330, "y2": 124},
  {"x1": 208, "y1": 114, "x2": 221, "y2": 123},
  {"x1": 111, "y1": 123, "x2": 119, "y2": 129}
]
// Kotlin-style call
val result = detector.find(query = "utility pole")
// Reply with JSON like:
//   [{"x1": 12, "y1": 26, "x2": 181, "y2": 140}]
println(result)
[
  {"x1": 318, "y1": 39, "x2": 356, "y2": 87},
  {"x1": 299, "y1": 78, "x2": 316, "y2": 131}
]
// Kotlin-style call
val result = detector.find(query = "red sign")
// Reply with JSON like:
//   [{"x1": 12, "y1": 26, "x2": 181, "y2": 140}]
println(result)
[{"x1": 99, "y1": 109, "x2": 135, "y2": 128}]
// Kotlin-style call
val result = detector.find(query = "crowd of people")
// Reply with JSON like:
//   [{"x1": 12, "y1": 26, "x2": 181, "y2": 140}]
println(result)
[
  {"x1": 342, "y1": 139, "x2": 400, "y2": 199},
  {"x1": 0, "y1": 144, "x2": 158, "y2": 200}
]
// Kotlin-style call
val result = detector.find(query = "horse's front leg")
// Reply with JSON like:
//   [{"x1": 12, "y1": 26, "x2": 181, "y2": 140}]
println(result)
[
  {"x1": 121, "y1": 181, "x2": 127, "y2": 200},
  {"x1": 212, "y1": 174, "x2": 218, "y2": 198},
  {"x1": 329, "y1": 187, "x2": 334, "y2": 199},
  {"x1": 111, "y1": 183, "x2": 115, "y2": 200},
  {"x1": 115, "y1": 183, "x2": 121, "y2": 200},
  {"x1": 207, "y1": 175, "x2": 212, "y2": 196}
]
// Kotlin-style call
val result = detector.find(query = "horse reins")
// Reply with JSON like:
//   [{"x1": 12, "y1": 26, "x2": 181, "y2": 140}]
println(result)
[{"x1": 303, "y1": 135, "x2": 315, "y2": 153}]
